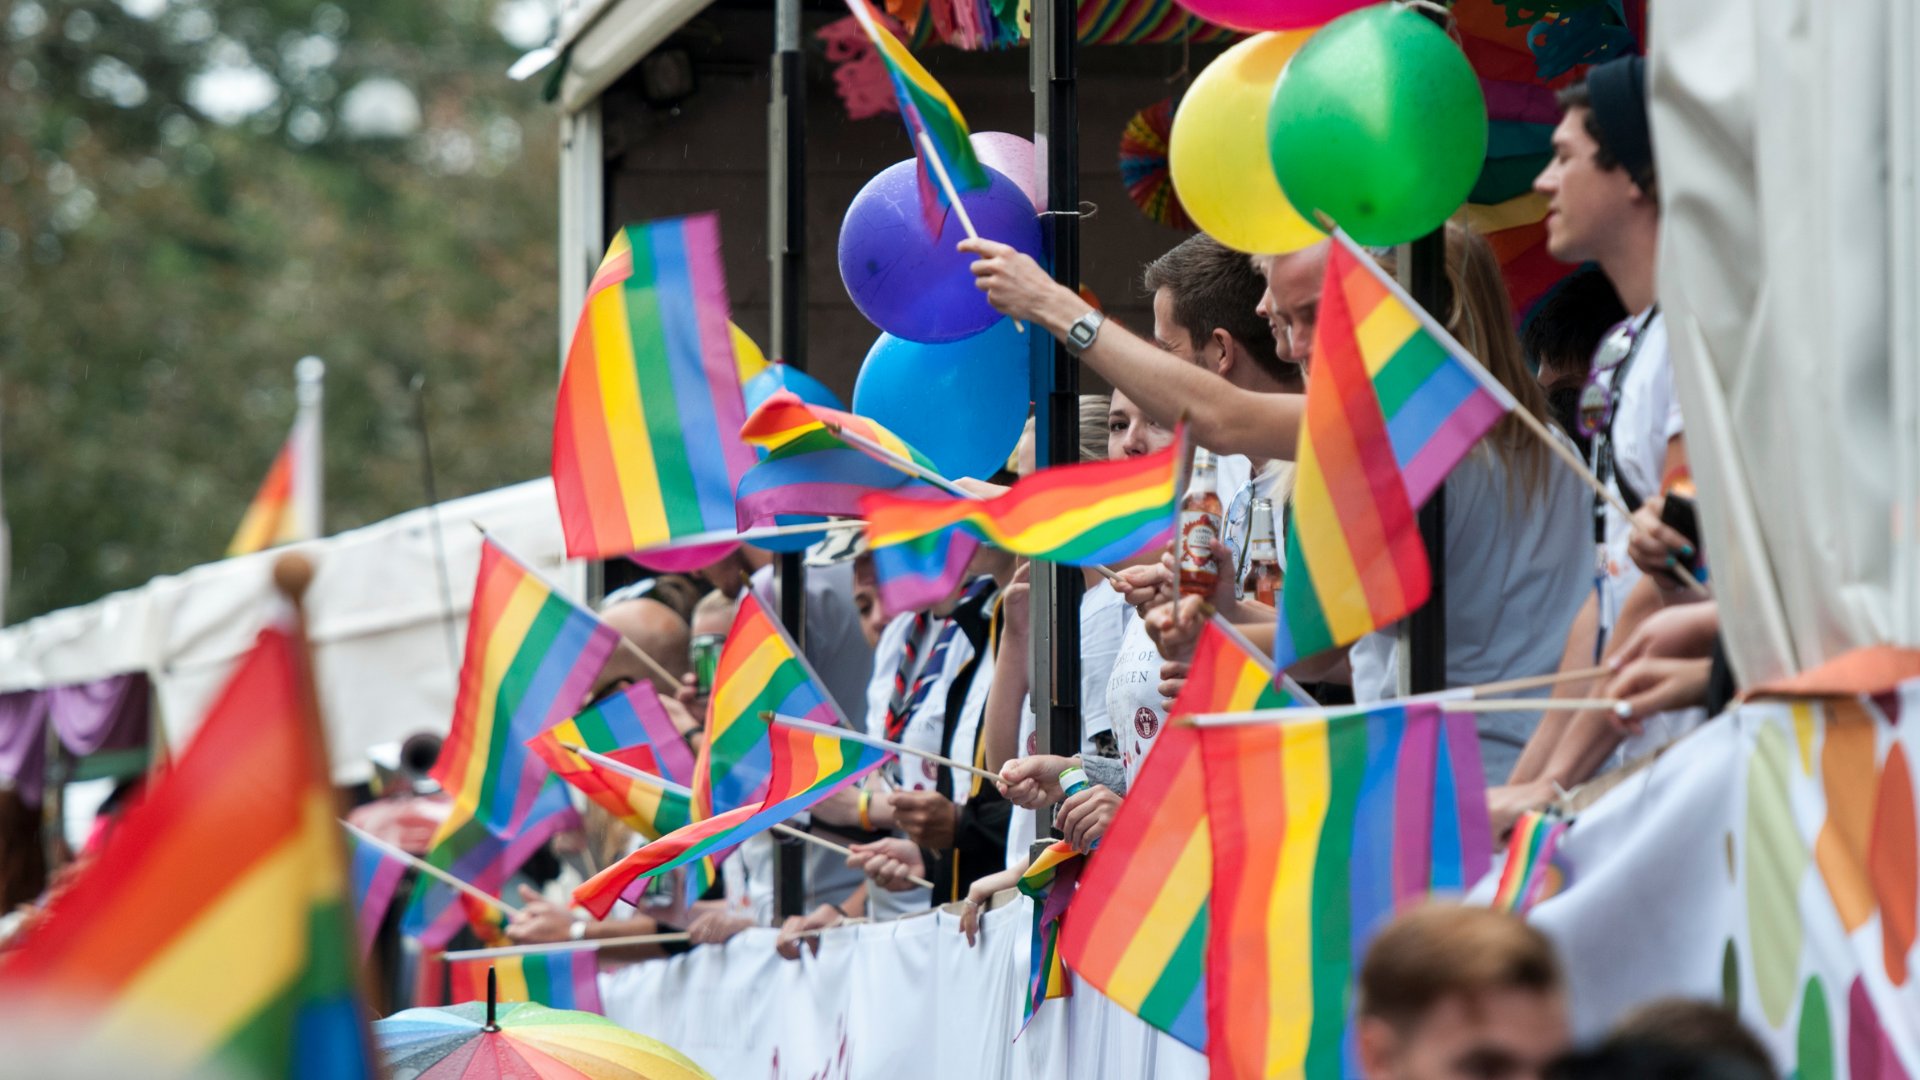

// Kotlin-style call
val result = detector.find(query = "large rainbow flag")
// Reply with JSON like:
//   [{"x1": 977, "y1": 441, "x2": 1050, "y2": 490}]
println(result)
[
  {"x1": 1195, "y1": 701, "x2": 1493, "y2": 1078},
  {"x1": 844, "y1": 0, "x2": 989, "y2": 233},
  {"x1": 735, "y1": 390, "x2": 941, "y2": 528},
  {"x1": 449, "y1": 952, "x2": 602, "y2": 1014},
  {"x1": 575, "y1": 717, "x2": 891, "y2": 918},
  {"x1": 1274, "y1": 232, "x2": 1514, "y2": 669},
  {"x1": 861, "y1": 425, "x2": 1184, "y2": 568},
  {"x1": 432, "y1": 538, "x2": 620, "y2": 838},
  {"x1": 1057, "y1": 617, "x2": 1303, "y2": 1050},
  {"x1": 552, "y1": 214, "x2": 758, "y2": 561},
  {"x1": 693, "y1": 591, "x2": 846, "y2": 820},
  {"x1": 0, "y1": 625, "x2": 378, "y2": 1078}
]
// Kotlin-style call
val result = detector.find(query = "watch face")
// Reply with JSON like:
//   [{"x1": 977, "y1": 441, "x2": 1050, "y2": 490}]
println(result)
[{"x1": 1069, "y1": 321, "x2": 1096, "y2": 347}]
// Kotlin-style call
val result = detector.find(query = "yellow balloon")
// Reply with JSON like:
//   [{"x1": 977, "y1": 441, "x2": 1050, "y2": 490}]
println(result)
[
  {"x1": 1170, "y1": 30, "x2": 1326, "y2": 255},
  {"x1": 729, "y1": 321, "x2": 768, "y2": 387}
]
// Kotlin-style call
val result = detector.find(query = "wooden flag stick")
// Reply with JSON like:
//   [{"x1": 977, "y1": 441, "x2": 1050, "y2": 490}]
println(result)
[
  {"x1": 919, "y1": 129, "x2": 1024, "y2": 334},
  {"x1": 561, "y1": 744, "x2": 938, "y2": 890},
  {"x1": 764, "y1": 712, "x2": 1007, "y2": 787},
  {"x1": 444, "y1": 931, "x2": 692, "y2": 961},
  {"x1": 1442, "y1": 696, "x2": 1629, "y2": 717},
  {"x1": 1193, "y1": 695, "x2": 1630, "y2": 727},
  {"x1": 340, "y1": 819, "x2": 524, "y2": 918},
  {"x1": 1469, "y1": 665, "x2": 1611, "y2": 698}
]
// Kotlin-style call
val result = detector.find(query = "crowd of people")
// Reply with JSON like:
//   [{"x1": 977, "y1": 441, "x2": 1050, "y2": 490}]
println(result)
[
  {"x1": 0, "y1": 53, "x2": 1764, "y2": 1080},
  {"x1": 474, "y1": 53, "x2": 1748, "y2": 1078}
]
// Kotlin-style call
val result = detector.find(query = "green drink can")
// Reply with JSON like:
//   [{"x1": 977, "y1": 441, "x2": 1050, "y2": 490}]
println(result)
[{"x1": 690, "y1": 633, "x2": 725, "y2": 695}]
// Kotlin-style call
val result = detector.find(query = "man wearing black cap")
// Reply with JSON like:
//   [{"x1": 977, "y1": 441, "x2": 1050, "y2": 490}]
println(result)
[{"x1": 1498, "y1": 54, "x2": 1698, "y2": 804}]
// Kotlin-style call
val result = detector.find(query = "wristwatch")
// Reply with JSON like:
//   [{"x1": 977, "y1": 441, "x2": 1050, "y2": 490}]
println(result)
[{"x1": 1063, "y1": 309, "x2": 1106, "y2": 356}]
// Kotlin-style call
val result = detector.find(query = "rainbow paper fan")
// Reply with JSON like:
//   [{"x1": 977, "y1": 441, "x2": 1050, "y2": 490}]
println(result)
[{"x1": 1119, "y1": 98, "x2": 1192, "y2": 230}]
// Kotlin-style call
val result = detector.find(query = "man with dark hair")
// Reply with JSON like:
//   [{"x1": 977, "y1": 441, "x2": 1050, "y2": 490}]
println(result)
[
  {"x1": 1357, "y1": 904, "x2": 1571, "y2": 1080},
  {"x1": 1141, "y1": 234, "x2": 1296, "y2": 595},
  {"x1": 1142, "y1": 233, "x2": 1295, "y2": 393},
  {"x1": 1523, "y1": 267, "x2": 1628, "y2": 457},
  {"x1": 1610, "y1": 998, "x2": 1775, "y2": 1078}
]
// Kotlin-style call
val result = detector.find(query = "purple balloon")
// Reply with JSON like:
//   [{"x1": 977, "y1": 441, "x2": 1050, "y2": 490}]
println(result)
[{"x1": 838, "y1": 159, "x2": 1043, "y2": 344}]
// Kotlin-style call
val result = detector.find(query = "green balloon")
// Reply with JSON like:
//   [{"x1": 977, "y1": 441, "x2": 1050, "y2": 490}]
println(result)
[{"x1": 1267, "y1": 4, "x2": 1488, "y2": 246}]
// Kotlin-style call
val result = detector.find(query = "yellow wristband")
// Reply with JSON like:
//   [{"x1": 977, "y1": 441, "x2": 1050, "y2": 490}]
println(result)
[{"x1": 858, "y1": 789, "x2": 874, "y2": 832}]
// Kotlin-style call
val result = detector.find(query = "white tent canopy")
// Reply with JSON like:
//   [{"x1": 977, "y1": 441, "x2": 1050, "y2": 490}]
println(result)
[
  {"x1": 1650, "y1": 0, "x2": 1920, "y2": 683},
  {"x1": 0, "y1": 479, "x2": 583, "y2": 784}
]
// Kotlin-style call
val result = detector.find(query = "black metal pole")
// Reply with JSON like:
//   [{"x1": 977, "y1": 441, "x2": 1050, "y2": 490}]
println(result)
[
  {"x1": 770, "y1": 0, "x2": 808, "y2": 919},
  {"x1": 1030, "y1": 0, "x2": 1081, "y2": 834},
  {"x1": 1406, "y1": 232, "x2": 1449, "y2": 694}
]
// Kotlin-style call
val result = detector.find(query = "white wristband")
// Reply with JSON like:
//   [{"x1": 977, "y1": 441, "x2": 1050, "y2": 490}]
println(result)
[{"x1": 569, "y1": 919, "x2": 587, "y2": 941}]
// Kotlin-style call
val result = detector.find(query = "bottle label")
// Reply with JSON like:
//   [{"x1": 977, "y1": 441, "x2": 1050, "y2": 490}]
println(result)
[{"x1": 1179, "y1": 512, "x2": 1218, "y2": 571}]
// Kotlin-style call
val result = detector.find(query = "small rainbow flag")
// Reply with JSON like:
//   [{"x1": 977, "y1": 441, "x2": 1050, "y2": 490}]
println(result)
[
  {"x1": 0, "y1": 625, "x2": 378, "y2": 1078},
  {"x1": 449, "y1": 952, "x2": 602, "y2": 1014},
  {"x1": 552, "y1": 214, "x2": 758, "y2": 560},
  {"x1": 1195, "y1": 701, "x2": 1493, "y2": 1078},
  {"x1": 431, "y1": 538, "x2": 619, "y2": 838},
  {"x1": 843, "y1": 0, "x2": 989, "y2": 233},
  {"x1": 227, "y1": 423, "x2": 316, "y2": 556},
  {"x1": 532, "y1": 680, "x2": 697, "y2": 793},
  {"x1": 693, "y1": 591, "x2": 845, "y2": 820},
  {"x1": 460, "y1": 894, "x2": 514, "y2": 949},
  {"x1": 1018, "y1": 840, "x2": 1082, "y2": 1029},
  {"x1": 1274, "y1": 232, "x2": 1515, "y2": 668},
  {"x1": 735, "y1": 390, "x2": 941, "y2": 528},
  {"x1": 861, "y1": 426, "x2": 1184, "y2": 568},
  {"x1": 574, "y1": 717, "x2": 891, "y2": 918},
  {"x1": 867, "y1": 492, "x2": 983, "y2": 617},
  {"x1": 402, "y1": 793, "x2": 578, "y2": 950},
  {"x1": 534, "y1": 743, "x2": 721, "y2": 910},
  {"x1": 1491, "y1": 809, "x2": 1568, "y2": 915},
  {"x1": 1057, "y1": 618, "x2": 1303, "y2": 1050},
  {"x1": 348, "y1": 829, "x2": 409, "y2": 958}
]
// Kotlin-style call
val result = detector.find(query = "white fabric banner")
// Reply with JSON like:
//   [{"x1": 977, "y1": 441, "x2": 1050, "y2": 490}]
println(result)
[{"x1": 604, "y1": 686, "x2": 1920, "y2": 1079}]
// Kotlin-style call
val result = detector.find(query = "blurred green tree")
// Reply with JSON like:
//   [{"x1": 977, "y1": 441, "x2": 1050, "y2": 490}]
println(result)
[{"x1": 0, "y1": 0, "x2": 561, "y2": 622}]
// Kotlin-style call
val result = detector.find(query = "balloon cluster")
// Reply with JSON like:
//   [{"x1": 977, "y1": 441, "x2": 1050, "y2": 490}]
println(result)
[
  {"x1": 833, "y1": 132, "x2": 1042, "y2": 484},
  {"x1": 1172, "y1": 1, "x2": 1488, "y2": 249}
]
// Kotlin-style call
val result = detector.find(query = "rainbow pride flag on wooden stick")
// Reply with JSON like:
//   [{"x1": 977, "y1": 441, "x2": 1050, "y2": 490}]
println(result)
[
  {"x1": 552, "y1": 214, "x2": 758, "y2": 562},
  {"x1": 0, "y1": 624, "x2": 379, "y2": 1079},
  {"x1": 574, "y1": 717, "x2": 891, "y2": 918},
  {"x1": 1193, "y1": 701, "x2": 1493, "y2": 1078},
  {"x1": 1274, "y1": 232, "x2": 1515, "y2": 668},
  {"x1": 735, "y1": 390, "x2": 944, "y2": 528},
  {"x1": 861, "y1": 424, "x2": 1184, "y2": 570},
  {"x1": 1058, "y1": 617, "x2": 1305, "y2": 1050},
  {"x1": 844, "y1": 0, "x2": 989, "y2": 234}
]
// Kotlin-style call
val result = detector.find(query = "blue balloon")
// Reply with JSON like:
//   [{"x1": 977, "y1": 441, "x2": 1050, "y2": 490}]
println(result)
[
  {"x1": 839, "y1": 160, "x2": 1044, "y2": 344},
  {"x1": 853, "y1": 318, "x2": 1031, "y2": 482},
  {"x1": 743, "y1": 362, "x2": 843, "y2": 415}
]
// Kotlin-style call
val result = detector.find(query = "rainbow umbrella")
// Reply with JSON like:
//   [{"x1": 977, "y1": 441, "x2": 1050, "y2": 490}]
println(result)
[{"x1": 376, "y1": 991, "x2": 713, "y2": 1079}]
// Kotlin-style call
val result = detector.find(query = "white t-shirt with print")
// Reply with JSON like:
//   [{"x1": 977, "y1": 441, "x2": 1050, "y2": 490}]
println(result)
[{"x1": 1106, "y1": 611, "x2": 1172, "y2": 789}]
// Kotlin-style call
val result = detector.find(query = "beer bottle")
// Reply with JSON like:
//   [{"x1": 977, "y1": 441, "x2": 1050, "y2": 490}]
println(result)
[
  {"x1": 1241, "y1": 497, "x2": 1282, "y2": 608},
  {"x1": 1178, "y1": 449, "x2": 1223, "y2": 598}
]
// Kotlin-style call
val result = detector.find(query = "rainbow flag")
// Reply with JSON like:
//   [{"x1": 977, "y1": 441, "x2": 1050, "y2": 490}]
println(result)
[
  {"x1": 0, "y1": 625, "x2": 378, "y2": 1078},
  {"x1": 867, "y1": 492, "x2": 984, "y2": 617},
  {"x1": 533, "y1": 680, "x2": 696, "y2": 792},
  {"x1": 227, "y1": 423, "x2": 316, "y2": 556},
  {"x1": 1057, "y1": 618, "x2": 1303, "y2": 1050},
  {"x1": 348, "y1": 830, "x2": 408, "y2": 958},
  {"x1": 1274, "y1": 232, "x2": 1515, "y2": 668},
  {"x1": 735, "y1": 390, "x2": 941, "y2": 528},
  {"x1": 431, "y1": 538, "x2": 619, "y2": 838},
  {"x1": 532, "y1": 742, "x2": 721, "y2": 909},
  {"x1": 552, "y1": 214, "x2": 758, "y2": 560},
  {"x1": 844, "y1": 0, "x2": 989, "y2": 233},
  {"x1": 693, "y1": 591, "x2": 845, "y2": 820},
  {"x1": 1195, "y1": 701, "x2": 1493, "y2": 1078},
  {"x1": 575, "y1": 717, "x2": 891, "y2": 918},
  {"x1": 1491, "y1": 809, "x2": 1568, "y2": 915},
  {"x1": 449, "y1": 952, "x2": 602, "y2": 1014},
  {"x1": 861, "y1": 426, "x2": 1184, "y2": 568},
  {"x1": 460, "y1": 894, "x2": 514, "y2": 949},
  {"x1": 401, "y1": 795, "x2": 578, "y2": 950},
  {"x1": 1018, "y1": 841, "x2": 1082, "y2": 1029}
]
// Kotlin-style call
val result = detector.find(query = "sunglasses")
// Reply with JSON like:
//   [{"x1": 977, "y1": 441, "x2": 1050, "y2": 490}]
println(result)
[{"x1": 1575, "y1": 319, "x2": 1643, "y2": 438}]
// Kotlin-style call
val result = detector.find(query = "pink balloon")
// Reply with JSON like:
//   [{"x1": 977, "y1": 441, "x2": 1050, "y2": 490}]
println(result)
[
  {"x1": 970, "y1": 131, "x2": 1041, "y2": 211},
  {"x1": 1175, "y1": 0, "x2": 1368, "y2": 32}
]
